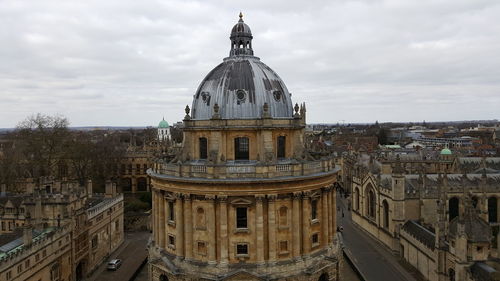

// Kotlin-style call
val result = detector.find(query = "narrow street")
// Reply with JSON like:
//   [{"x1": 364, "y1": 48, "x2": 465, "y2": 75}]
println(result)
[
  {"x1": 337, "y1": 192, "x2": 418, "y2": 281},
  {"x1": 86, "y1": 231, "x2": 149, "y2": 281}
]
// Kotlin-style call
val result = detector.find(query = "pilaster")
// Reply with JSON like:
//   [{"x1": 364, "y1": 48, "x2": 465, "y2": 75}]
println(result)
[
  {"x1": 302, "y1": 192, "x2": 311, "y2": 257},
  {"x1": 321, "y1": 188, "x2": 329, "y2": 246},
  {"x1": 292, "y1": 192, "x2": 302, "y2": 259},
  {"x1": 267, "y1": 194, "x2": 277, "y2": 263},
  {"x1": 159, "y1": 192, "x2": 166, "y2": 248},
  {"x1": 255, "y1": 194, "x2": 265, "y2": 264},
  {"x1": 183, "y1": 194, "x2": 193, "y2": 260},
  {"x1": 219, "y1": 195, "x2": 229, "y2": 266},
  {"x1": 206, "y1": 195, "x2": 217, "y2": 264},
  {"x1": 175, "y1": 193, "x2": 184, "y2": 258}
]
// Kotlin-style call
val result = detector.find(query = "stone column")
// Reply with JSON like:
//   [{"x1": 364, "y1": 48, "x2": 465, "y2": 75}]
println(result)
[
  {"x1": 255, "y1": 195, "x2": 265, "y2": 264},
  {"x1": 292, "y1": 192, "x2": 302, "y2": 259},
  {"x1": 206, "y1": 195, "x2": 217, "y2": 264},
  {"x1": 219, "y1": 196, "x2": 229, "y2": 266},
  {"x1": 153, "y1": 190, "x2": 158, "y2": 244},
  {"x1": 332, "y1": 186, "x2": 337, "y2": 236},
  {"x1": 267, "y1": 194, "x2": 277, "y2": 263},
  {"x1": 161, "y1": 194, "x2": 167, "y2": 249},
  {"x1": 183, "y1": 194, "x2": 193, "y2": 260},
  {"x1": 302, "y1": 192, "x2": 311, "y2": 257},
  {"x1": 327, "y1": 187, "x2": 333, "y2": 243},
  {"x1": 175, "y1": 193, "x2": 184, "y2": 258},
  {"x1": 322, "y1": 188, "x2": 329, "y2": 247}
]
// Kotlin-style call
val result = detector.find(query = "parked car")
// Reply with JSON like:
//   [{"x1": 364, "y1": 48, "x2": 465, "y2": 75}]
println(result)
[{"x1": 107, "y1": 259, "x2": 122, "y2": 270}]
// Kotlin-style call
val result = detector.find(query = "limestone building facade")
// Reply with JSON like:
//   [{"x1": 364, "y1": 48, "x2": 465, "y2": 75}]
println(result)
[
  {"x1": 349, "y1": 152, "x2": 500, "y2": 281},
  {"x1": 148, "y1": 14, "x2": 342, "y2": 281},
  {"x1": 0, "y1": 178, "x2": 124, "y2": 281}
]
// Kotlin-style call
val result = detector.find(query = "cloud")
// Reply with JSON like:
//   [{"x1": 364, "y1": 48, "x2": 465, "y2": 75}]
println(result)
[{"x1": 0, "y1": 0, "x2": 499, "y2": 127}]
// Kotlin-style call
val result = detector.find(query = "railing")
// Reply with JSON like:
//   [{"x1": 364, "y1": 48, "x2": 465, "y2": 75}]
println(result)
[{"x1": 153, "y1": 158, "x2": 336, "y2": 180}]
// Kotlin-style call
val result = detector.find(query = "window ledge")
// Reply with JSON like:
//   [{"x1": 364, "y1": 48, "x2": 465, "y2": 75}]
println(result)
[
  {"x1": 168, "y1": 244, "x2": 176, "y2": 250},
  {"x1": 311, "y1": 219, "x2": 320, "y2": 225},
  {"x1": 234, "y1": 228, "x2": 250, "y2": 234},
  {"x1": 168, "y1": 220, "x2": 176, "y2": 226},
  {"x1": 278, "y1": 226, "x2": 290, "y2": 231}
]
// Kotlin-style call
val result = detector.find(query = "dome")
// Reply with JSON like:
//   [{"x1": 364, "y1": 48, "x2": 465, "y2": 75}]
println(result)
[
  {"x1": 191, "y1": 13, "x2": 294, "y2": 120},
  {"x1": 440, "y1": 148, "x2": 452, "y2": 155},
  {"x1": 158, "y1": 118, "x2": 169, "y2": 128}
]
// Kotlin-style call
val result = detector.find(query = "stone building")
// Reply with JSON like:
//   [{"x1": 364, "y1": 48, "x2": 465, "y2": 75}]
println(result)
[
  {"x1": 148, "y1": 14, "x2": 342, "y2": 281},
  {"x1": 0, "y1": 178, "x2": 124, "y2": 280},
  {"x1": 0, "y1": 223, "x2": 73, "y2": 281},
  {"x1": 349, "y1": 152, "x2": 500, "y2": 281}
]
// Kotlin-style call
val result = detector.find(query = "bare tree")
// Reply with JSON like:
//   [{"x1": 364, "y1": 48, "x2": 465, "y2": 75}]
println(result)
[{"x1": 16, "y1": 114, "x2": 70, "y2": 178}]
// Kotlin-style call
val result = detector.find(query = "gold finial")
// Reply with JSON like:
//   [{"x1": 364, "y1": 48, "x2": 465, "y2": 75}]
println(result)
[{"x1": 239, "y1": 11, "x2": 243, "y2": 20}]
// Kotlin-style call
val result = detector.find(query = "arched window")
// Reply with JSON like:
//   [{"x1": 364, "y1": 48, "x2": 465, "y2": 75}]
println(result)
[
  {"x1": 277, "y1": 136, "x2": 286, "y2": 159},
  {"x1": 382, "y1": 200, "x2": 389, "y2": 228},
  {"x1": 449, "y1": 197, "x2": 459, "y2": 221},
  {"x1": 234, "y1": 137, "x2": 249, "y2": 160},
  {"x1": 448, "y1": 268, "x2": 455, "y2": 281},
  {"x1": 311, "y1": 200, "x2": 318, "y2": 220},
  {"x1": 279, "y1": 206, "x2": 288, "y2": 227},
  {"x1": 159, "y1": 274, "x2": 169, "y2": 281},
  {"x1": 196, "y1": 207, "x2": 206, "y2": 229},
  {"x1": 472, "y1": 196, "x2": 479, "y2": 209},
  {"x1": 318, "y1": 273, "x2": 329, "y2": 281},
  {"x1": 488, "y1": 197, "x2": 497, "y2": 223},
  {"x1": 137, "y1": 177, "x2": 147, "y2": 191},
  {"x1": 199, "y1": 137, "x2": 208, "y2": 159},
  {"x1": 366, "y1": 189, "x2": 375, "y2": 218},
  {"x1": 355, "y1": 188, "x2": 360, "y2": 211}
]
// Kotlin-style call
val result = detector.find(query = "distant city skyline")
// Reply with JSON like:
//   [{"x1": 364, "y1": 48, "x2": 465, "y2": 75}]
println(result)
[{"x1": 1, "y1": 0, "x2": 500, "y2": 128}]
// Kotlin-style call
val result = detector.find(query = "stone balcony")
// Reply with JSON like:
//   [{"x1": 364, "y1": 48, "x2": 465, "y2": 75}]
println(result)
[{"x1": 150, "y1": 157, "x2": 339, "y2": 183}]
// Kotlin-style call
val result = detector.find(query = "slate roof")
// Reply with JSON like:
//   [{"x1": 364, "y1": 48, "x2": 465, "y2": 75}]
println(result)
[
  {"x1": 449, "y1": 206, "x2": 492, "y2": 243},
  {"x1": 402, "y1": 220, "x2": 436, "y2": 250}
]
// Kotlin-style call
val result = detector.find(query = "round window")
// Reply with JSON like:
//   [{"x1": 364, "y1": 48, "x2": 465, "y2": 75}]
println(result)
[
  {"x1": 273, "y1": 91, "x2": 282, "y2": 101},
  {"x1": 236, "y1": 90, "x2": 246, "y2": 102}
]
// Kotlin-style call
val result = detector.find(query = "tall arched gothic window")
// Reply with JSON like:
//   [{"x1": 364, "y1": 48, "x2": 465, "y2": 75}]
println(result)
[
  {"x1": 367, "y1": 189, "x2": 375, "y2": 218},
  {"x1": 449, "y1": 197, "x2": 459, "y2": 221},
  {"x1": 382, "y1": 200, "x2": 389, "y2": 228},
  {"x1": 488, "y1": 197, "x2": 497, "y2": 223}
]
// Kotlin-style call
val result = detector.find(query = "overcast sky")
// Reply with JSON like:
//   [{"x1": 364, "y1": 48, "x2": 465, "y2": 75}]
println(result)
[{"x1": 1, "y1": 0, "x2": 499, "y2": 128}]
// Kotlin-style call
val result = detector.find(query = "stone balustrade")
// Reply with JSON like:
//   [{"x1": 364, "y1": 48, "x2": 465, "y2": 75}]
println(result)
[{"x1": 152, "y1": 158, "x2": 337, "y2": 180}]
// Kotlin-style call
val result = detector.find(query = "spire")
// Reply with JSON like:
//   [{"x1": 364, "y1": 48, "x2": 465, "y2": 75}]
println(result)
[{"x1": 239, "y1": 11, "x2": 243, "y2": 21}]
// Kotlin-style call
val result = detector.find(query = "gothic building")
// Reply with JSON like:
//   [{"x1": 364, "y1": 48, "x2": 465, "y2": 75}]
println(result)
[
  {"x1": 349, "y1": 153, "x2": 500, "y2": 281},
  {"x1": 148, "y1": 14, "x2": 342, "y2": 281}
]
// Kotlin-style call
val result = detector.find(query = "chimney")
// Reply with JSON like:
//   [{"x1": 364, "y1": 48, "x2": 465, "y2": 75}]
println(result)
[
  {"x1": 23, "y1": 213, "x2": 33, "y2": 246},
  {"x1": 0, "y1": 183, "x2": 6, "y2": 196},
  {"x1": 86, "y1": 179, "x2": 93, "y2": 198},
  {"x1": 105, "y1": 180, "x2": 113, "y2": 198},
  {"x1": 34, "y1": 195, "x2": 43, "y2": 230},
  {"x1": 26, "y1": 180, "x2": 34, "y2": 194},
  {"x1": 112, "y1": 182, "x2": 117, "y2": 197}
]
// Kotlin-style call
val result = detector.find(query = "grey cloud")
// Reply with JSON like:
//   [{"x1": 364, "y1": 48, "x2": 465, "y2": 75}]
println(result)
[{"x1": 0, "y1": 0, "x2": 499, "y2": 127}]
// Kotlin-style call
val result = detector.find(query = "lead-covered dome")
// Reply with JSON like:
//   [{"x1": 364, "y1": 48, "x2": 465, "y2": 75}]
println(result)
[{"x1": 191, "y1": 13, "x2": 294, "y2": 120}]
